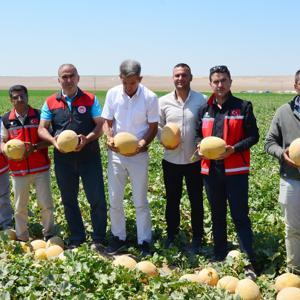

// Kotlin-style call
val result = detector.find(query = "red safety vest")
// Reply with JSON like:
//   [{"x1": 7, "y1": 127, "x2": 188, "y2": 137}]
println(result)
[
  {"x1": 2, "y1": 106, "x2": 50, "y2": 176},
  {"x1": 201, "y1": 95, "x2": 250, "y2": 176},
  {"x1": 0, "y1": 154, "x2": 8, "y2": 175}
]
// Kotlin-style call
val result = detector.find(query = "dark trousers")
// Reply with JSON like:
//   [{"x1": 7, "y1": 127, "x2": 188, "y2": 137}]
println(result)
[
  {"x1": 54, "y1": 154, "x2": 107, "y2": 243},
  {"x1": 162, "y1": 159, "x2": 204, "y2": 241},
  {"x1": 203, "y1": 163, "x2": 254, "y2": 260}
]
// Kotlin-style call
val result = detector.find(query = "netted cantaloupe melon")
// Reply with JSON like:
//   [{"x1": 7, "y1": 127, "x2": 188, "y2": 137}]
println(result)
[
  {"x1": 199, "y1": 136, "x2": 226, "y2": 159},
  {"x1": 275, "y1": 273, "x2": 300, "y2": 292},
  {"x1": 288, "y1": 138, "x2": 300, "y2": 166},
  {"x1": 3, "y1": 139, "x2": 25, "y2": 160},
  {"x1": 197, "y1": 267, "x2": 219, "y2": 286},
  {"x1": 161, "y1": 123, "x2": 181, "y2": 149},
  {"x1": 217, "y1": 275, "x2": 239, "y2": 294},
  {"x1": 30, "y1": 239, "x2": 47, "y2": 251},
  {"x1": 34, "y1": 248, "x2": 47, "y2": 260},
  {"x1": 57, "y1": 130, "x2": 78, "y2": 153},
  {"x1": 45, "y1": 245, "x2": 64, "y2": 259},
  {"x1": 235, "y1": 278, "x2": 261, "y2": 300},
  {"x1": 113, "y1": 255, "x2": 137, "y2": 270},
  {"x1": 277, "y1": 287, "x2": 300, "y2": 300},
  {"x1": 179, "y1": 274, "x2": 202, "y2": 283},
  {"x1": 114, "y1": 132, "x2": 138, "y2": 155},
  {"x1": 136, "y1": 261, "x2": 158, "y2": 276}
]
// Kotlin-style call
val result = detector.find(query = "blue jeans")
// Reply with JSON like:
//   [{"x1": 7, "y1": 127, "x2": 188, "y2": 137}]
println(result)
[
  {"x1": 203, "y1": 163, "x2": 254, "y2": 260},
  {"x1": 54, "y1": 154, "x2": 107, "y2": 243}
]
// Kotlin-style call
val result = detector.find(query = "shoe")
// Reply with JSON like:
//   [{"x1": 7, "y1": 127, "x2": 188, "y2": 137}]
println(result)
[
  {"x1": 189, "y1": 238, "x2": 202, "y2": 255},
  {"x1": 91, "y1": 240, "x2": 106, "y2": 252},
  {"x1": 66, "y1": 240, "x2": 84, "y2": 250},
  {"x1": 164, "y1": 237, "x2": 175, "y2": 249},
  {"x1": 244, "y1": 264, "x2": 257, "y2": 281},
  {"x1": 105, "y1": 236, "x2": 126, "y2": 255},
  {"x1": 140, "y1": 241, "x2": 151, "y2": 257}
]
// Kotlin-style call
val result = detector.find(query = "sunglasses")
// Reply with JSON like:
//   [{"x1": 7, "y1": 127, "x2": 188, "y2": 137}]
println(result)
[{"x1": 209, "y1": 65, "x2": 229, "y2": 74}]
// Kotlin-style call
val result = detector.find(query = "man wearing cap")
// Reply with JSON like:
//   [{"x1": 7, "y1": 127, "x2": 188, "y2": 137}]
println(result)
[
  {"x1": 158, "y1": 63, "x2": 207, "y2": 253},
  {"x1": 196, "y1": 66, "x2": 259, "y2": 272},
  {"x1": 102, "y1": 59, "x2": 159, "y2": 256},
  {"x1": 0, "y1": 116, "x2": 13, "y2": 231},
  {"x1": 38, "y1": 64, "x2": 107, "y2": 250}
]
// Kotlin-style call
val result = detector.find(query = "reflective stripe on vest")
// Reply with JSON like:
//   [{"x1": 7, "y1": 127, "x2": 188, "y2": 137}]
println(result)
[{"x1": 11, "y1": 164, "x2": 50, "y2": 176}]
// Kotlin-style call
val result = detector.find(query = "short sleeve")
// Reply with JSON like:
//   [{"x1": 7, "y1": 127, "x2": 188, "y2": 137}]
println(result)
[{"x1": 40, "y1": 102, "x2": 53, "y2": 121}]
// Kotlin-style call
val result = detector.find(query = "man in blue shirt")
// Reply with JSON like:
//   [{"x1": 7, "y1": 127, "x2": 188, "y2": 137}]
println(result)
[{"x1": 38, "y1": 64, "x2": 107, "y2": 250}]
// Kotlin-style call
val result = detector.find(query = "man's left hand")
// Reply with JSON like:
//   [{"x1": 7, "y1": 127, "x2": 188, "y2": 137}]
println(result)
[{"x1": 215, "y1": 145, "x2": 235, "y2": 160}]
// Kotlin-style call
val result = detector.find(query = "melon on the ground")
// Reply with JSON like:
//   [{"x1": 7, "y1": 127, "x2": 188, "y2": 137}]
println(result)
[
  {"x1": 277, "y1": 287, "x2": 300, "y2": 300},
  {"x1": 34, "y1": 248, "x2": 47, "y2": 260},
  {"x1": 45, "y1": 245, "x2": 64, "y2": 259},
  {"x1": 46, "y1": 236, "x2": 65, "y2": 249},
  {"x1": 136, "y1": 261, "x2": 158, "y2": 276},
  {"x1": 30, "y1": 239, "x2": 47, "y2": 251},
  {"x1": 199, "y1": 136, "x2": 226, "y2": 159},
  {"x1": 160, "y1": 123, "x2": 181, "y2": 149},
  {"x1": 235, "y1": 278, "x2": 261, "y2": 300},
  {"x1": 3, "y1": 139, "x2": 25, "y2": 160},
  {"x1": 57, "y1": 130, "x2": 78, "y2": 153},
  {"x1": 275, "y1": 273, "x2": 300, "y2": 292},
  {"x1": 197, "y1": 267, "x2": 219, "y2": 286},
  {"x1": 226, "y1": 250, "x2": 242, "y2": 260},
  {"x1": 179, "y1": 274, "x2": 202, "y2": 283},
  {"x1": 20, "y1": 241, "x2": 32, "y2": 253},
  {"x1": 288, "y1": 138, "x2": 300, "y2": 166},
  {"x1": 113, "y1": 132, "x2": 138, "y2": 155},
  {"x1": 113, "y1": 255, "x2": 137, "y2": 270},
  {"x1": 217, "y1": 275, "x2": 239, "y2": 294}
]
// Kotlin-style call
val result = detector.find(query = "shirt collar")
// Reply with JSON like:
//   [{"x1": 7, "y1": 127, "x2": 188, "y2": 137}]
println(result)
[
  {"x1": 122, "y1": 84, "x2": 141, "y2": 99},
  {"x1": 62, "y1": 88, "x2": 79, "y2": 101},
  {"x1": 173, "y1": 89, "x2": 192, "y2": 103}
]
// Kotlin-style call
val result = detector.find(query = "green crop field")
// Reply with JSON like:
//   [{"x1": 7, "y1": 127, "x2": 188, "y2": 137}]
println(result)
[{"x1": 0, "y1": 90, "x2": 295, "y2": 299}]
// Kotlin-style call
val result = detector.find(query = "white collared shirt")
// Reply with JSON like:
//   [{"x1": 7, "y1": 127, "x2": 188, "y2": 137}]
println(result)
[
  {"x1": 159, "y1": 89, "x2": 207, "y2": 164},
  {"x1": 101, "y1": 84, "x2": 159, "y2": 139}
]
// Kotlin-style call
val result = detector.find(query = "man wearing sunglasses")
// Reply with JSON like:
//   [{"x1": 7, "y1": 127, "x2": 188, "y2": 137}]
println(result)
[
  {"x1": 196, "y1": 66, "x2": 259, "y2": 276},
  {"x1": 0, "y1": 85, "x2": 55, "y2": 241}
]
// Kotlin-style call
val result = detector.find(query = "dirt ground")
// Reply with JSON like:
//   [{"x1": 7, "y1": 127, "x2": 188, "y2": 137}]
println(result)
[{"x1": 0, "y1": 75, "x2": 295, "y2": 93}]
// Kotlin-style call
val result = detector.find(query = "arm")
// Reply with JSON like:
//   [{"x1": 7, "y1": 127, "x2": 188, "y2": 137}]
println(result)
[{"x1": 38, "y1": 119, "x2": 59, "y2": 150}]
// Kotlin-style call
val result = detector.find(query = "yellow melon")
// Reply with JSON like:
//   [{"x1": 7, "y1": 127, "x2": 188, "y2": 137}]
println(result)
[
  {"x1": 226, "y1": 250, "x2": 242, "y2": 260},
  {"x1": 235, "y1": 278, "x2": 261, "y2": 300},
  {"x1": 3, "y1": 139, "x2": 25, "y2": 160},
  {"x1": 45, "y1": 245, "x2": 64, "y2": 259},
  {"x1": 197, "y1": 267, "x2": 219, "y2": 286},
  {"x1": 114, "y1": 132, "x2": 138, "y2": 155},
  {"x1": 161, "y1": 123, "x2": 181, "y2": 149},
  {"x1": 199, "y1": 136, "x2": 226, "y2": 159},
  {"x1": 217, "y1": 275, "x2": 239, "y2": 294},
  {"x1": 20, "y1": 241, "x2": 32, "y2": 253},
  {"x1": 136, "y1": 261, "x2": 158, "y2": 277},
  {"x1": 30, "y1": 239, "x2": 47, "y2": 251},
  {"x1": 46, "y1": 236, "x2": 65, "y2": 249},
  {"x1": 277, "y1": 287, "x2": 300, "y2": 300},
  {"x1": 113, "y1": 255, "x2": 137, "y2": 270},
  {"x1": 179, "y1": 274, "x2": 202, "y2": 283},
  {"x1": 57, "y1": 130, "x2": 78, "y2": 153},
  {"x1": 275, "y1": 273, "x2": 300, "y2": 292},
  {"x1": 289, "y1": 138, "x2": 300, "y2": 166},
  {"x1": 34, "y1": 248, "x2": 47, "y2": 260}
]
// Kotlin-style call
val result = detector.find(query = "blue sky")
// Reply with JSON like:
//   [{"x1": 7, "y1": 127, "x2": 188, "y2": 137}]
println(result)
[{"x1": 0, "y1": 0, "x2": 299, "y2": 77}]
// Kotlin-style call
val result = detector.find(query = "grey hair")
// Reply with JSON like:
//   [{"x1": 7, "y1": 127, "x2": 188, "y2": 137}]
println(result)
[
  {"x1": 119, "y1": 59, "x2": 141, "y2": 77},
  {"x1": 58, "y1": 63, "x2": 78, "y2": 76}
]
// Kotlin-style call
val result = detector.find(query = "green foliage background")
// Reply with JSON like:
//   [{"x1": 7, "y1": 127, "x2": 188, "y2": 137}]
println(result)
[{"x1": 0, "y1": 90, "x2": 294, "y2": 299}]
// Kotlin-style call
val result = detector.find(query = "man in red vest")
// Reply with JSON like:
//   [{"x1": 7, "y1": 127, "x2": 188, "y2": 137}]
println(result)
[
  {"x1": 0, "y1": 116, "x2": 12, "y2": 230},
  {"x1": 197, "y1": 66, "x2": 259, "y2": 275},
  {"x1": 0, "y1": 85, "x2": 55, "y2": 241}
]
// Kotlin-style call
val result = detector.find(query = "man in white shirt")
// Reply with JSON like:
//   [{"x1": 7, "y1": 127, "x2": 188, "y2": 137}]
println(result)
[
  {"x1": 102, "y1": 59, "x2": 159, "y2": 256},
  {"x1": 159, "y1": 63, "x2": 207, "y2": 254}
]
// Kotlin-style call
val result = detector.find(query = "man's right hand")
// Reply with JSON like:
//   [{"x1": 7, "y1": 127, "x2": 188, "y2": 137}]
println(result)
[
  {"x1": 283, "y1": 148, "x2": 299, "y2": 168},
  {"x1": 106, "y1": 137, "x2": 118, "y2": 152}
]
